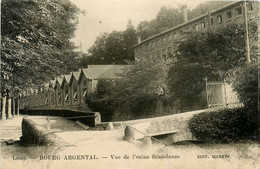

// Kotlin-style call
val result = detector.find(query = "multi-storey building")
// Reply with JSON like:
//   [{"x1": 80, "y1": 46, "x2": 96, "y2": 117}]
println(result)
[{"x1": 133, "y1": 1, "x2": 259, "y2": 61}]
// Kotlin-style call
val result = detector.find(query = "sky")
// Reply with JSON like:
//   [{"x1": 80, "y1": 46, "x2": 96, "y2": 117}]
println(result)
[{"x1": 71, "y1": 0, "x2": 206, "y2": 53}]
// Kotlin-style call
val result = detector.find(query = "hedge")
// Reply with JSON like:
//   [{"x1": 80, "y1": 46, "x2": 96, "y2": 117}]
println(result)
[{"x1": 188, "y1": 107, "x2": 257, "y2": 143}]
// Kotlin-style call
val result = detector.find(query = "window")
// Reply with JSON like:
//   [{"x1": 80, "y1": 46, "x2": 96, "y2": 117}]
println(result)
[
  {"x1": 65, "y1": 94, "x2": 69, "y2": 102},
  {"x1": 195, "y1": 24, "x2": 199, "y2": 31},
  {"x1": 45, "y1": 98, "x2": 49, "y2": 104},
  {"x1": 83, "y1": 89, "x2": 87, "y2": 97},
  {"x1": 162, "y1": 50, "x2": 167, "y2": 61},
  {"x1": 73, "y1": 92, "x2": 78, "y2": 100},
  {"x1": 57, "y1": 87, "x2": 61, "y2": 103},
  {"x1": 156, "y1": 51, "x2": 160, "y2": 57},
  {"x1": 201, "y1": 22, "x2": 206, "y2": 28},
  {"x1": 167, "y1": 47, "x2": 173, "y2": 59},
  {"x1": 247, "y1": 2, "x2": 253, "y2": 11},
  {"x1": 73, "y1": 85, "x2": 78, "y2": 100},
  {"x1": 227, "y1": 11, "x2": 232, "y2": 19},
  {"x1": 39, "y1": 95, "x2": 43, "y2": 105},
  {"x1": 169, "y1": 34, "x2": 172, "y2": 40},
  {"x1": 179, "y1": 30, "x2": 184, "y2": 35},
  {"x1": 58, "y1": 95, "x2": 61, "y2": 103},
  {"x1": 236, "y1": 7, "x2": 242, "y2": 15},
  {"x1": 163, "y1": 37, "x2": 166, "y2": 42},
  {"x1": 65, "y1": 86, "x2": 69, "y2": 102},
  {"x1": 172, "y1": 33, "x2": 176, "y2": 39},
  {"x1": 51, "y1": 93, "x2": 55, "y2": 103},
  {"x1": 217, "y1": 15, "x2": 223, "y2": 23},
  {"x1": 210, "y1": 18, "x2": 214, "y2": 25}
]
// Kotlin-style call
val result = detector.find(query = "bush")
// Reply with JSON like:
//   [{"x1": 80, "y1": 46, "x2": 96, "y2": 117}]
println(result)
[
  {"x1": 231, "y1": 63, "x2": 258, "y2": 109},
  {"x1": 85, "y1": 80, "x2": 115, "y2": 121},
  {"x1": 188, "y1": 108, "x2": 257, "y2": 143},
  {"x1": 85, "y1": 79, "x2": 171, "y2": 121}
]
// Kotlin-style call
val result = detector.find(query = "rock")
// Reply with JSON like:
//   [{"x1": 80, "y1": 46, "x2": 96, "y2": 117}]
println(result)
[
  {"x1": 142, "y1": 136, "x2": 152, "y2": 150},
  {"x1": 5, "y1": 139, "x2": 15, "y2": 145},
  {"x1": 106, "y1": 122, "x2": 114, "y2": 130},
  {"x1": 123, "y1": 126, "x2": 136, "y2": 142},
  {"x1": 142, "y1": 136, "x2": 152, "y2": 146},
  {"x1": 75, "y1": 121, "x2": 90, "y2": 130}
]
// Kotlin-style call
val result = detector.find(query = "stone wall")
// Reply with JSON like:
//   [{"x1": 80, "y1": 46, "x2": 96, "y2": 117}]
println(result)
[{"x1": 112, "y1": 108, "x2": 218, "y2": 143}]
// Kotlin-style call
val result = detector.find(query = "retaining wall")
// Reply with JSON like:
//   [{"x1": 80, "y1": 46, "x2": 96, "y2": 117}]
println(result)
[
  {"x1": 21, "y1": 109, "x2": 100, "y2": 127},
  {"x1": 113, "y1": 108, "x2": 219, "y2": 143},
  {"x1": 21, "y1": 117, "x2": 71, "y2": 154}
]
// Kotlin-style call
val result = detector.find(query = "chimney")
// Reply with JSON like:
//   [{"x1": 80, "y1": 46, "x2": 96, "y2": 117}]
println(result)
[{"x1": 182, "y1": 5, "x2": 188, "y2": 22}]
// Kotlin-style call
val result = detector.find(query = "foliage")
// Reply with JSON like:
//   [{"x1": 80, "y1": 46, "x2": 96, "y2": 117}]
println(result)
[
  {"x1": 188, "y1": 108, "x2": 257, "y2": 143},
  {"x1": 85, "y1": 56, "x2": 170, "y2": 121},
  {"x1": 168, "y1": 22, "x2": 258, "y2": 111},
  {"x1": 85, "y1": 80, "x2": 116, "y2": 121},
  {"x1": 1, "y1": 0, "x2": 80, "y2": 92},
  {"x1": 188, "y1": 1, "x2": 231, "y2": 20},
  {"x1": 112, "y1": 56, "x2": 170, "y2": 120},
  {"x1": 137, "y1": 6, "x2": 185, "y2": 40},
  {"x1": 231, "y1": 63, "x2": 258, "y2": 109},
  {"x1": 136, "y1": 1, "x2": 232, "y2": 41},
  {"x1": 83, "y1": 2, "x2": 240, "y2": 65},
  {"x1": 84, "y1": 20, "x2": 137, "y2": 65}
]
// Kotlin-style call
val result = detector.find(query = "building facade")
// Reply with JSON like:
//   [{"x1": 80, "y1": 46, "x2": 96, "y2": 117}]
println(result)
[
  {"x1": 20, "y1": 65, "x2": 129, "y2": 110},
  {"x1": 134, "y1": 1, "x2": 259, "y2": 61}
]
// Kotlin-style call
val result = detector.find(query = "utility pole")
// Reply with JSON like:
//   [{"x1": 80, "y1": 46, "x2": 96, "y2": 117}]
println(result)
[{"x1": 243, "y1": 1, "x2": 251, "y2": 64}]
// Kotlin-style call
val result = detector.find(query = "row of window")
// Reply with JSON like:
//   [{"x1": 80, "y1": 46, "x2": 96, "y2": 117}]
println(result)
[
  {"x1": 27, "y1": 86, "x2": 88, "y2": 106},
  {"x1": 142, "y1": 47, "x2": 178, "y2": 61},
  {"x1": 25, "y1": 80, "x2": 88, "y2": 97},
  {"x1": 136, "y1": 2, "x2": 254, "y2": 54}
]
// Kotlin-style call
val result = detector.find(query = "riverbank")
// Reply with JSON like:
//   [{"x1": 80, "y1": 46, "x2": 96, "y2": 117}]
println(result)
[{"x1": 1, "y1": 116, "x2": 259, "y2": 169}]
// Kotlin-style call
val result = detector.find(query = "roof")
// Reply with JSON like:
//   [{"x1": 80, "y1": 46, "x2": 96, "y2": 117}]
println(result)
[
  {"x1": 133, "y1": 1, "x2": 241, "y2": 47},
  {"x1": 82, "y1": 65, "x2": 131, "y2": 80},
  {"x1": 56, "y1": 77, "x2": 63, "y2": 86},
  {"x1": 42, "y1": 82, "x2": 50, "y2": 90},
  {"x1": 50, "y1": 80, "x2": 56, "y2": 88},
  {"x1": 72, "y1": 71, "x2": 80, "y2": 81},
  {"x1": 62, "y1": 74, "x2": 72, "y2": 84}
]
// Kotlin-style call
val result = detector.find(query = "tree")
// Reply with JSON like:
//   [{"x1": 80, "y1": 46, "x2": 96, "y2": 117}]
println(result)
[
  {"x1": 136, "y1": 2, "x2": 234, "y2": 41},
  {"x1": 84, "y1": 21, "x2": 137, "y2": 65},
  {"x1": 188, "y1": 1, "x2": 231, "y2": 20},
  {"x1": 137, "y1": 6, "x2": 185, "y2": 40},
  {"x1": 88, "y1": 31, "x2": 125, "y2": 64},
  {"x1": 86, "y1": 56, "x2": 170, "y2": 121},
  {"x1": 168, "y1": 22, "x2": 258, "y2": 111},
  {"x1": 1, "y1": 0, "x2": 80, "y2": 93},
  {"x1": 122, "y1": 20, "x2": 138, "y2": 62}
]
